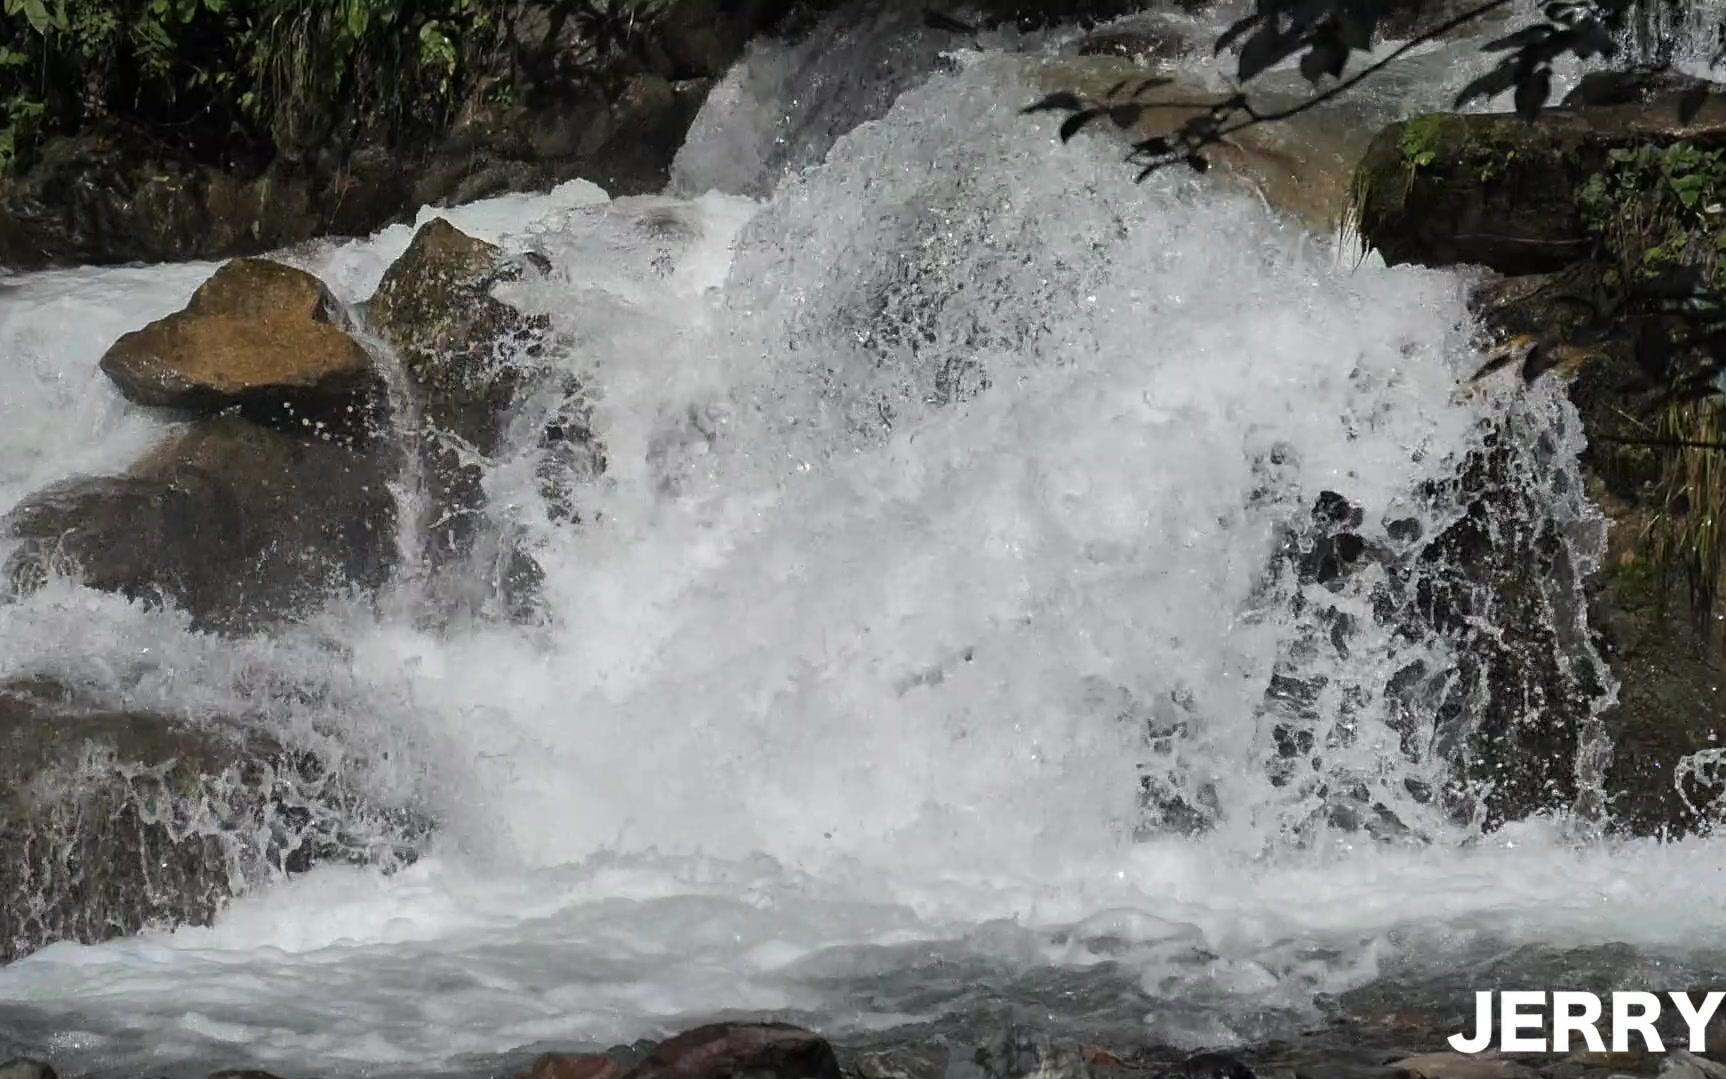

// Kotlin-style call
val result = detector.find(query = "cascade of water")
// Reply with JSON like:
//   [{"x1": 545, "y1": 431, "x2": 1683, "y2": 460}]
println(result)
[{"x1": 0, "y1": 15, "x2": 1717, "y2": 1079}]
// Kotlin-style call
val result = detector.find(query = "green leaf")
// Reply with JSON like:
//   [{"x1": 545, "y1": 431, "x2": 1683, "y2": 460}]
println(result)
[
  {"x1": 346, "y1": 0, "x2": 369, "y2": 40},
  {"x1": 18, "y1": 0, "x2": 52, "y2": 34}
]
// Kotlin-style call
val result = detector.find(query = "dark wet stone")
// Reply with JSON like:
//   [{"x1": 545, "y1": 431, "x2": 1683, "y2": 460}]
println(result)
[
  {"x1": 3, "y1": 415, "x2": 397, "y2": 633},
  {"x1": 625, "y1": 1023, "x2": 840, "y2": 1079},
  {"x1": 0, "y1": 680, "x2": 424, "y2": 965},
  {"x1": 364, "y1": 217, "x2": 567, "y2": 620}
]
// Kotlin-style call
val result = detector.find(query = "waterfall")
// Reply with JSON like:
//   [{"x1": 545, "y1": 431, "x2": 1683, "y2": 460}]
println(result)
[{"x1": 2, "y1": 10, "x2": 1725, "y2": 1078}]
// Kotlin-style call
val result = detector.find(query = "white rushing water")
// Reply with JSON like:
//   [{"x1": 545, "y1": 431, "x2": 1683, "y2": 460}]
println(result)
[{"x1": 3, "y1": 9, "x2": 1726, "y2": 1078}]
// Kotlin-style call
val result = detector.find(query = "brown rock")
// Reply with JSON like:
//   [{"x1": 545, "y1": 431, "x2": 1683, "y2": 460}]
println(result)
[
  {"x1": 99, "y1": 258, "x2": 380, "y2": 438},
  {"x1": 1076, "y1": 26, "x2": 1183, "y2": 62},
  {"x1": 1390, "y1": 1053, "x2": 1535, "y2": 1079},
  {"x1": 0, "y1": 679, "x2": 423, "y2": 964},
  {"x1": 625, "y1": 1023, "x2": 840, "y2": 1079},
  {"x1": 525, "y1": 1054, "x2": 627, "y2": 1079},
  {"x1": 3, "y1": 415, "x2": 397, "y2": 632},
  {"x1": 366, "y1": 218, "x2": 568, "y2": 618}
]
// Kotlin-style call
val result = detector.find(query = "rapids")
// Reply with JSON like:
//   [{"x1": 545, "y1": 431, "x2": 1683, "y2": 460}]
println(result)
[{"x1": 2, "y1": 5, "x2": 1725, "y2": 1077}]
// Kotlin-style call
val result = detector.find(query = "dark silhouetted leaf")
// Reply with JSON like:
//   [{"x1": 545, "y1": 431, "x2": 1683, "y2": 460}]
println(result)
[
  {"x1": 1567, "y1": 20, "x2": 1617, "y2": 59},
  {"x1": 1185, "y1": 154, "x2": 1210, "y2": 173},
  {"x1": 1455, "y1": 63, "x2": 1518, "y2": 108},
  {"x1": 1215, "y1": 12, "x2": 1262, "y2": 54},
  {"x1": 1300, "y1": 38, "x2": 1347, "y2": 82},
  {"x1": 1681, "y1": 82, "x2": 1712, "y2": 124},
  {"x1": 1108, "y1": 104, "x2": 1145, "y2": 127},
  {"x1": 1238, "y1": 25, "x2": 1288, "y2": 81},
  {"x1": 923, "y1": 10, "x2": 976, "y2": 33},
  {"x1": 1514, "y1": 64, "x2": 1552, "y2": 119},
  {"x1": 1023, "y1": 92, "x2": 1084, "y2": 115},
  {"x1": 1337, "y1": 8, "x2": 1373, "y2": 51},
  {"x1": 1484, "y1": 24, "x2": 1554, "y2": 51},
  {"x1": 1133, "y1": 136, "x2": 1172, "y2": 158},
  {"x1": 1060, "y1": 109, "x2": 1104, "y2": 142}
]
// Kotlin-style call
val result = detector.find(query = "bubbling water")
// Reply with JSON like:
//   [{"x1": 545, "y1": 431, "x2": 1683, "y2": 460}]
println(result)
[{"x1": 0, "y1": 24, "x2": 1714, "y2": 1079}]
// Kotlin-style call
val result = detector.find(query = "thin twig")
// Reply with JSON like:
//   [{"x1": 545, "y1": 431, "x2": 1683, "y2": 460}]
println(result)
[
  {"x1": 1595, "y1": 433, "x2": 1726, "y2": 451},
  {"x1": 1211, "y1": 0, "x2": 1517, "y2": 140}
]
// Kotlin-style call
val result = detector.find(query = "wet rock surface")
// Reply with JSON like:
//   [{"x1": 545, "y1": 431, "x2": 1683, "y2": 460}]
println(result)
[
  {"x1": 0, "y1": 679, "x2": 422, "y2": 965},
  {"x1": 1352, "y1": 82, "x2": 1726, "y2": 836},
  {"x1": 365, "y1": 216, "x2": 589, "y2": 618},
  {"x1": 99, "y1": 259, "x2": 382, "y2": 437},
  {"x1": 3, "y1": 416, "x2": 397, "y2": 633}
]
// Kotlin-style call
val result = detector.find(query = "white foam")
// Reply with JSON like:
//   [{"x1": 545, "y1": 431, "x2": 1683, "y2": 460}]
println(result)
[{"x1": 1, "y1": 32, "x2": 1722, "y2": 1079}]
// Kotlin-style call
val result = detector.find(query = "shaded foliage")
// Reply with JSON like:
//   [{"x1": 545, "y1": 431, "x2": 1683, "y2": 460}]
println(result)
[
  {"x1": 1022, "y1": 0, "x2": 1714, "y2": 176},
  {"x1": 0, "y1": 0, "x2": 672, "y2": 175}
]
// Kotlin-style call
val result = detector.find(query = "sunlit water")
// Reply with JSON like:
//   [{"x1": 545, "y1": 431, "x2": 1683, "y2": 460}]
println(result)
[{"x1": 2, "y1": 8, "x2": 1724, "y2": 1078}]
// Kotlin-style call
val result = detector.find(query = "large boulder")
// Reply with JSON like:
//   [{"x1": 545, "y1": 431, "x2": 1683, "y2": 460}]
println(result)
[
  {"x1": 0, "y1": 679, "x2": 423, "y2": 964},
  {"x1": 3, "y1": 416, "x2": 396, "y2": 632},
  {"x1": 99, "y1": 258, "x2": 382, "y2": 439},
  {"x1": 365, "y1": 217, "x2": 589, "y2": 617},
  {"x1": 1351, "y1": 92, "x2": 1726, "y2": 273}
]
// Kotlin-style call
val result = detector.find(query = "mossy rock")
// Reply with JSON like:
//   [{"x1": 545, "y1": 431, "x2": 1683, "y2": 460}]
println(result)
[{"x1": 1352, "y1": 93, "x2": 1726, "y2": 273}]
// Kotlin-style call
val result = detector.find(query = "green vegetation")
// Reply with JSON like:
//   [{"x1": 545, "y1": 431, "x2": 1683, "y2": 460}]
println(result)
[
  {"x1": 1577, "y1": 140, "x2": 1726, "y2": 291},
  {"x1": 1647, "y1": 398, "x2": 1726, "y2": 620},
  {"x1": 1397, "y1": 113, "x2": 1444, "y2": 177},
  {"x1": 0, "y1": 0, "x2": 669, "y2": 176},
  {"x1": 1574, "y1": 140, "x2": 1726, "y2": 625}
]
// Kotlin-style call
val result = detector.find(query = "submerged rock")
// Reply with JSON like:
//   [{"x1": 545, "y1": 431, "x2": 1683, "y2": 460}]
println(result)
[
  {"x1": 627, "y1": 1023, "x2": 840, "y2": 1079},
  {"x1": 3, "y1": 415, "x2": 396, "y2": 632},
  {"x1": 0, "y1": 1061, "x2": 56, "y2": 1079},
  {"x1": 525, "y1": 1055, "x2": 627, "y2": 1079},
  {"x1": 1390, "y1": 1054, "x2": 1536, "y2": 1079},
  {"x1": 99, "y1": 258, "x2": 382, "y2": 438},
  {"x1": 1039, "y1": 62, "x2": 1371, "y2": 230},
  {"x1": 0, "y1": 680, "x2": 422, "y2": 965}
]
